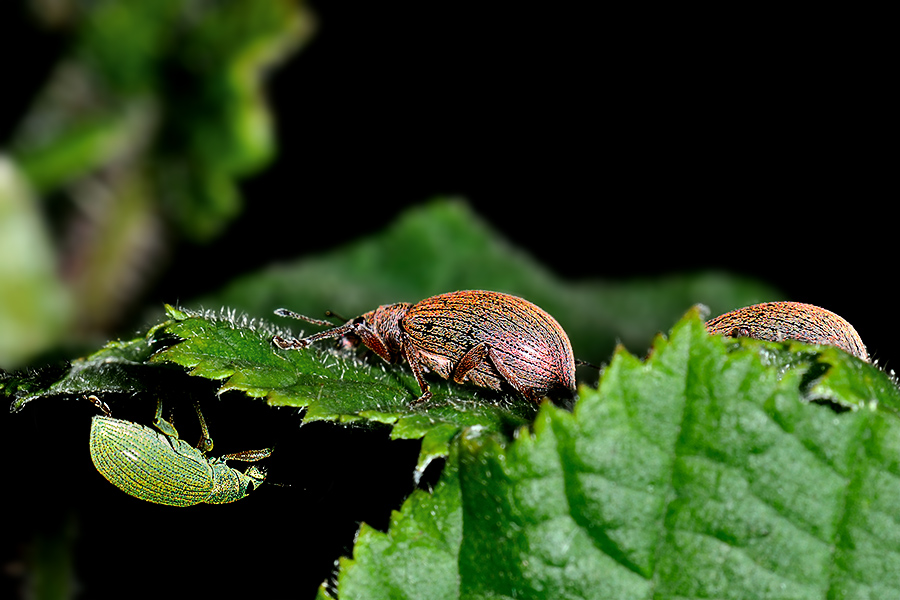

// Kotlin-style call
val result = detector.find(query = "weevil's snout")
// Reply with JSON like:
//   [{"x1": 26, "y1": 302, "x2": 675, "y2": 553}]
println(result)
[
  {"x1": 331, "y1": 317, "x2": 367, "y2": 350},
  {"x1": 246, "y1": 465, "x2": 267, "y2": 485}
]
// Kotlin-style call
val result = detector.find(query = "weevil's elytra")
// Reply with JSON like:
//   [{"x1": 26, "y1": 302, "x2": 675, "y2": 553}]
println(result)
[
  {"x1": 91, "y1": 416, "x2": 211, "y2": 506},
  {"x1": 403, "y1": 292, "x2": 575, "y2": 398},
  {"x1": 89, "y1": 412, "x2": 272, "y2": 506},
  {"x1": 705, "y1": 301, "x2": 869, "y2": 362},
  {"x1": 274, "y1": 290, "x2": 577, "y2": 405}
]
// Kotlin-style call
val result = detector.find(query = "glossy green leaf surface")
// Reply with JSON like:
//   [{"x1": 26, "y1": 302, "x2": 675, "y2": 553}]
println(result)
[
  {"x1": 4, "y1": 305, "x2": 536, "y2": 475},
  {"x1": 3, "y1": 320, "x2": 173, "y2": 411},
  {"x1": 156, "y1": 306, "x2": 536, "y2": 474},
  {"x1": 326, "y1": 310, "x2": 900, "y2": 600},
  {"x1": 334, "y1": 442, "x2": 464, "y2": 600}
]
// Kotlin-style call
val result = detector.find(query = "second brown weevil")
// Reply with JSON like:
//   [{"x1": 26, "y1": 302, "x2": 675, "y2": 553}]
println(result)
[
  {"x1": 705, "y1": 301, "x2": 869, "y2": 362},
  {"x1": 273, "y1": 290, "x2": 577, "y2": 405}
]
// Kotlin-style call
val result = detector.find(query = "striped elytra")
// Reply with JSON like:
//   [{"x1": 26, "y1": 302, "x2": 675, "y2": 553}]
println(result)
[
  {"x1": 89, "y1": 415, "x2": 268, "y2": 506},
  {"x1": 705, "y1": 301, "x2": 868, "y2": 362},
  {"x1": 273, "y1": 290, "x2": 577, "y2": 405}
]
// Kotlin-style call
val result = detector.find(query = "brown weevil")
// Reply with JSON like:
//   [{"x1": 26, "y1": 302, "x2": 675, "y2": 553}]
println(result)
[
  {"x1": 705, "y1": 301, "x2": 869, "y2": 362},
  {"x1": 273, "y1": 290, "x2": 577, "y2": 405}
]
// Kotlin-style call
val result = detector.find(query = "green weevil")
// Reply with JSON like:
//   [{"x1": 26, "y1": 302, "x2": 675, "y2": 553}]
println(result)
[
  {"x1": 87, "y1": 397, "x2": 273, "y2": 506},
  {"x1": 705, "y1": 301, "x2": 869, "y2": 361},
  {"x1": 272, "y1": 289, "x2": 577, "y2": 405}
]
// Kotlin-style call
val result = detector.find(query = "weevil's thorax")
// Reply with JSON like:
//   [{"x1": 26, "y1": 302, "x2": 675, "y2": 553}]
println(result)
[{"x1": 369, "y1": 303, "x2": 411, "y2": 360}]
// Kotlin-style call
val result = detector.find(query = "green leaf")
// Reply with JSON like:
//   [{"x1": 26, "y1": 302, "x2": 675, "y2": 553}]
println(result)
[
  {"x1": 805, "y1": 344, "x2": 900, "y2": 417},
  {"x1": 327, "y1": 309, "x2": 900, "y2": 599},
  {"x1": 334, "y1": 442, "x2": 464, "y2": 600},
  {"x1": 151, "y1": 306, "x2": 536, "y2": 475},
  {"x1": 5, "y1": 304, "x2": 535, "y2": 476},
  {"x1": 3, "y1": 319, "x2": 174, "y2": 412}
]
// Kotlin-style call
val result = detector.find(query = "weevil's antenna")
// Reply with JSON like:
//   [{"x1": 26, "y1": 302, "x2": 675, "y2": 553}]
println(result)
[
  {"x1": 575, "y1": 358, "x2": 601, "y2": 370},
  {"x1": 274, "y1": 308, "x2": 334, "y2": 327},
  {"x1": 324, "y1": 310, "x2": 349, "y2": 323}
]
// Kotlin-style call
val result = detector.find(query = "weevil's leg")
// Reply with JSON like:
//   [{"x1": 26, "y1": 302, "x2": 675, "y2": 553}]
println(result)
[
  {"x1": 453, "y1": 343, "x2": 538, "y2": 401},
  {"x1": 405, "y1": 351, "x2": 434, "y2": 406},
  {"x1": 451, "y1": 343, "x2": 491, "y2": 384},
  {"x1": 152, "y1": 398, "x2": 180, "y2": 438},
  {"x1": 192, "y1": 401, "x2": 214, "y2": 452},
  {"x1": 85, "y1": 394, "x2": 111, "y2": 416},
  {"x1": 397, "y1": 330, "x2": 433, "y2": 406},
  {"x1": 342, "y1": 318, "x2": 394, "y2": 362},
  {"x1": 273, "y1": 335, "x2": 307, "y2": 349},
  {"x1": 221, "y1": 447, "x2": 274, "y2": 462}
]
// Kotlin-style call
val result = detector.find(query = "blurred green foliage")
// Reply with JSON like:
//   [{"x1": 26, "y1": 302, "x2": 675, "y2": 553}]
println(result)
[
  {"x1": 1, "y1": 0, "x2": 313, "y2": 366},
  {"x1": 0, "y1": 160, "x2": 72, "y2": 366},
  {"x1": 13, "y1": 0, "x2": 311, "y2": 213}
]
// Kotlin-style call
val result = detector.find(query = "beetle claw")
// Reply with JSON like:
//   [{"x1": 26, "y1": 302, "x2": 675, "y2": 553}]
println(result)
[
  {"x1": 409, "y1": 391, "x2": 433, "y2": 406},
  {"x1": 85, "y1": 394, "x2": 111, "y2": 416}
]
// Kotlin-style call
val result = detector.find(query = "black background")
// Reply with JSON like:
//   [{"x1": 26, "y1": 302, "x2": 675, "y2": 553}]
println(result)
[{"x1": 1, "y1": 2, "x2": 893, "y2": 598}]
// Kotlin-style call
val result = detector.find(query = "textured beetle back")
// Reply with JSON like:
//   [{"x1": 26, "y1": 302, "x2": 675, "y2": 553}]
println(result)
[
  {"x1": 705, "y1": 301, "x2": 869, "y2": 362},
  {"x1": 403, "y1": 290, "x2": 577, "y2": 400},
  {"x1": 90, "y1": 416, "x2": 214, "y2": 506}
]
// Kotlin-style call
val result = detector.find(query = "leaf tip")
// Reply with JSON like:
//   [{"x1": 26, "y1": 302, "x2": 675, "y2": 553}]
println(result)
[{"x1": 164, "y1": 304, "x2": 190, "y2": 320}]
